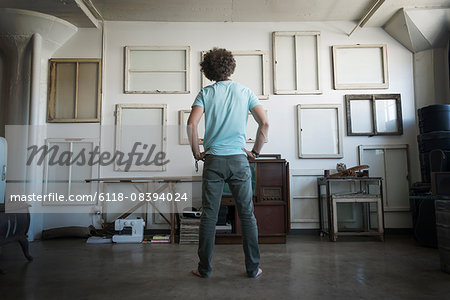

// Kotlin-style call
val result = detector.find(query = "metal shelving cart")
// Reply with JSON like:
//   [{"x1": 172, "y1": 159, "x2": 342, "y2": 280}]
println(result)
[{"x1": 318, "y1": 177, "x2": 384, "y2": 242}]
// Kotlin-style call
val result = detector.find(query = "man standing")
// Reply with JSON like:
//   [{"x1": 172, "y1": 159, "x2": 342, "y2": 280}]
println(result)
[{"x1": 187, "y1": 48, "x2": 269, "y2": 278}]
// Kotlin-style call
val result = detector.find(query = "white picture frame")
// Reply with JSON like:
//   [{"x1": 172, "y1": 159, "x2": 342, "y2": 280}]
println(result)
[
  {"x1": 290, "y1": 169, "x2": 323, "y2": 228},
  {"x1": 42, "y1": 138, "x2": 99, "y2": 206},
  {"x1": 124, "y1": 46, "x2": 190, "y2": 94},
  {"x1": 358, "y1": 144, "x2": 410, "y2": 211},
  {"x1": 201, "y1": 50, "x2": 269, "y2": 100},
  {"x1": 297, "y1": 104, "x2": 343, "y2": 158},
  {"x1": 332, "y1": 44, "x2": 388, "y2": 90},
  {"x1": 115, "y1": 104, "x2": 167, "y2": 171},
  {"x1": 273, "y1": 31, "x2": 321, "y2": 95}
]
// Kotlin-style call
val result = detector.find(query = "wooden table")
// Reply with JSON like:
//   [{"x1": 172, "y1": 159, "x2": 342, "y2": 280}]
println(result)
[{"x1": 85, "y1": 176, "x2": 202, "y2": 244}]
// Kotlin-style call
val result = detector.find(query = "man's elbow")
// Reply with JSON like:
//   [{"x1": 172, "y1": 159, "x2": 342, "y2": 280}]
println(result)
[
  {"x1": 260, "y1": 120, "x2": 269, "y2": 129},
  {"x1": 187, "y1": 119, "x2": 198, "y2": 127}
]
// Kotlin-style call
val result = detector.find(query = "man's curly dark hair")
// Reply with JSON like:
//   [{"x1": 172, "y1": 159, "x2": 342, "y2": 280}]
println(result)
[{"x1": 200, "y1": 48, "x2": 236, "y2": 82}]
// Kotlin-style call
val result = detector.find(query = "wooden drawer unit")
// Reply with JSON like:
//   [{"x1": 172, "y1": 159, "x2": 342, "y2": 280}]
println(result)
[{"x1": 216, "y1": 155, "x2": 290, "y2": 244}]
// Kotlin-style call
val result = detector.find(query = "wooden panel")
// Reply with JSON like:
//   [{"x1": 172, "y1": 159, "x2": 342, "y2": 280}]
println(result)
[
  {"x1": 261, "y1": 187, "x2": 282, "y2": 201},
  {"x1": 54, "y1": 62, "x2": 76, "y2": 119},
  {"x1": 236, "y1": 205, "x2": 285, "y2": 235},
  {"x1": 77, "y1": 62, "x2": 99, "y2": 119},
  {"x1": 48, "y1": 59, "x2": 101, "y2": 123},
  {"x1": 256, "y1": 162, "x2": 283, "y2": 186}
]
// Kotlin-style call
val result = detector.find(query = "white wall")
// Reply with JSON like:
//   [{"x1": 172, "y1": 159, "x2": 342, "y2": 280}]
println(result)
[
  {"x1": 414, "y1": 45, "x2": 450, "y2": 110},
  {"x1": 43, "y1": 21, "x2": 418, "y2": 230},
  {"x1": 41, "y1": 28, "x2": 103, "y2": 230}
]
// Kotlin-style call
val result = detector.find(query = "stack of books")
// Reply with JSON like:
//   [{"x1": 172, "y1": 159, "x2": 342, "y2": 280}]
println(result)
[
  {"x1": 215, "y1": 223, "x2": 232, "y2": 234},
  {"x1": 151, "y1": 235, "x2": 170, "y2": 243},
  {"x1": 179, "y1": 217, "x2": 200, "y2": 244}
]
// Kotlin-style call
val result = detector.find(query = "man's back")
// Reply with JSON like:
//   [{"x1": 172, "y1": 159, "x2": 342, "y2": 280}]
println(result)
[{"x1": 192, "y1": 80, "x2": 259, "y2": 156}]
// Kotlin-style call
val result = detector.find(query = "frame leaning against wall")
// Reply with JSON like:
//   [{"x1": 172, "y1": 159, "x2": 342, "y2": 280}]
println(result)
[
  {"x1": 272, "y1": 31, "x2": 321, "y2": 95},
  {"x1": 358, "y1": 144, "x2": 411, "y2": 212},
  {"x1": 201, "y1": 50, "x2": 269, "y2": 100},
  {"x1": 332, "y1": 44, "x2": 388, "y2": 90},
  {"x1": 124, "y1": 46, "x2": 190, "y2": 94}
]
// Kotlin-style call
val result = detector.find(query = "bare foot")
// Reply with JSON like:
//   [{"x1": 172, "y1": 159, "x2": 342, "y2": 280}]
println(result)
[
  {"x1": 192, "y1": 269, "x2": 202, "y2": 277},
  {"x1": 254, "y1": 268, "x2": 263, "y2": 278}
]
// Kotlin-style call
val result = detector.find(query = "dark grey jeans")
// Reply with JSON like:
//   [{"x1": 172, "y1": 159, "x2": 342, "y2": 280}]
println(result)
[{"x1": 197, "y1": 154, "x2": 260, "y2": 277}]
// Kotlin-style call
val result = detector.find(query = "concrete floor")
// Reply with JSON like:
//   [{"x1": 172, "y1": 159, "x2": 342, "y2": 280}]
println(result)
[{"x1": 0, "y1": 235, "x2": 449, "y2": 300}]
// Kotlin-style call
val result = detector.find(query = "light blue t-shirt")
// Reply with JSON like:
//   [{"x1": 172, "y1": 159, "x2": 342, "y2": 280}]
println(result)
[{"x1": 192, "y1": 81, "x2": 261, "y2": 156}]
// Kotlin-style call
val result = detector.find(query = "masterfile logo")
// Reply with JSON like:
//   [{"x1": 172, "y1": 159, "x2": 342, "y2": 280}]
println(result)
[{"x1": 27, "y1": 142, "x2": 170, "y2": 172}]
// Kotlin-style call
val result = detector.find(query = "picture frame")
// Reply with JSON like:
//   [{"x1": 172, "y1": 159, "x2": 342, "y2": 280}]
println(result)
[
  {"x1": 48, "y1": 58, "x2": 102, "y2": 123},
  {"x1": 273, "y1": 31, "x2": 321, "y2": 95},
  {"x1": 358, "y1": 144, "x2": 410, "y2": 211},
  {"x1": 201, "y1": 50, "x2": 269, "y2": 100},
  {"x1": 297, "y1": 104, "x2": 343, "y2": 158},
  {"x1": 115, "y1": 104, "x2": 167, "y2": 171},
  {"x1": 345, "y1": 94, "x2": 403, "y2": 136},
  {"x1": 124, "y1": 46, "x2": 190, "y2": 94},
  {"x1": 42, "y1": 138, "x2": 99, "y2": 206},
  {"x1": 332, "y1": 44, "x2": 388, "y2": 90}
]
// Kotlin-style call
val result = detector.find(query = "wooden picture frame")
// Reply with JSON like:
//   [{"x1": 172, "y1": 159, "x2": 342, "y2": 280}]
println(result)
[
  {"x1": 48, "y1": 58, "x2": 101, "y2": 123},
  {"x1": 345, "y1": 94, "x2": 403, "y2": 136},
  {"x1": 124, "y1": 46, "x2": 190, "y2": 94},
  {"x1": 201, "y1": 50, "x2": 269, "y2": 100},
  {"x1": 273, "y1": 31, "x2": 321, "y2": 95},
  {"x1": 297, "y1": 104, "x2": 343, "y2": 158},
  {"x1": 115, "y1": 104, "x2": 167, "y2": 171},
  {"x1": 332, "y1": 44, "x2": 388, "y2": 89}
]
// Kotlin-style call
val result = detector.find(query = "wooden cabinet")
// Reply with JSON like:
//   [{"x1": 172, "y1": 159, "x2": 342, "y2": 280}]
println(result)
[{"x1": 216, "y1": 156, "x2": 290, "y2": 244}]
